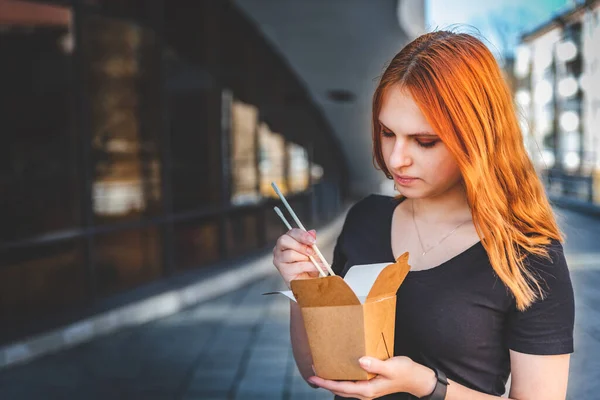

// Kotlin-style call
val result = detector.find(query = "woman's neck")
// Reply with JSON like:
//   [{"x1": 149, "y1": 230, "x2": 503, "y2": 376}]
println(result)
[{"x1": 410, "y1": 185, "x2": 471, "y2": 224}]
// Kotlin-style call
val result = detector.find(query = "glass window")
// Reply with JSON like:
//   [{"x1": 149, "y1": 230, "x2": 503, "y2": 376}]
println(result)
[
  {"x1": 287, "y1": 142, "x2": 310, "y2": 193},
  {"x1": 225, "y1": 212, "x2": 259, "y2": 258},
  {"x1": 0, "y1": 1, "x2": 81, "y2": 242},
  {"x1": 259, "y1": 122, "x2": 286, "y2": 198},
  {"x1": 81, "y1": 14, "x2": 163, "y2": 224},
  {"x1": 94, "y1": 226, "x2": 162, "y2": 296},
  {"x1": 0, "y1": 239, "x2": 86, "y2": 343},
  {"x1": 173, "y1": 218, "x2": 220, "y2": 270},
  {"x1": 165, "y1": 47, "x2": 221, "y2": 212},
  {"x1": 231, "y1": 99, "x2": 259, "y2": 205}
]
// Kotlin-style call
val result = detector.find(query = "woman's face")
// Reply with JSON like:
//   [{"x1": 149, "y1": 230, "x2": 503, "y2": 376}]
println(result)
[{"x1": 379, "y1": 85, "x2": 463, "y2": 199}]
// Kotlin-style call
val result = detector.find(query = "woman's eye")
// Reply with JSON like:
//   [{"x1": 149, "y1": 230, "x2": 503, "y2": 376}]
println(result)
[
  {"x1": 381, "y1": 130, "x2": 395, "y2": 138},
  {"x1": 416, "y1": 139, "x2": 438, "y2": 148}
]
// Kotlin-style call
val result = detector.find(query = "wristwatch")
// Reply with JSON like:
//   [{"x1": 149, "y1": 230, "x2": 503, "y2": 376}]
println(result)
[{"x1": 421, "y1": 366, "x2": 448, "y2": 400}]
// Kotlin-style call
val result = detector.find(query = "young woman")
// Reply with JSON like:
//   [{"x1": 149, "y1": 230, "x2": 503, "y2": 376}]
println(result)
[{"x1": 272, "y1": 31, "x2": 574, "y2": 400}]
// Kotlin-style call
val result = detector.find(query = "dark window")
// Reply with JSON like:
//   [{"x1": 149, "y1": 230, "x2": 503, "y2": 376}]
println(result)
[
  {"x1": 94, "y1": 226, "x2": 162, "y2": 296},
  {"x1": 0, "y1": 239, "x2": 86, "y2": 342},
  {"x1": 165, "y1": 57, "x2": 221, "y2": 211},
  {"x1": 173, "y1": 218, "x2": 220, "y2": 270},
  {"x1": 225, "y1": 211, "x2": 259, "y2": 258},
  {"x1": 0, "y1": 1, "x2": 80, "y2": 242}
]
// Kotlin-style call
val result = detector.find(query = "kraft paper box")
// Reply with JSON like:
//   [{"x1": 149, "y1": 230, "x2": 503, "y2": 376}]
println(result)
[{"x1": 266, "y1": 252, "x2": 410, "y2": 381}]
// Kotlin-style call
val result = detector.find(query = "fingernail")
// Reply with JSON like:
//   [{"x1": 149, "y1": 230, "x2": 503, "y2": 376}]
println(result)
[
  {"x1": 307, "y1": 247, "x2": 315, "y2": 255},
  {"x1": 307, "y1": 377, "x2": 316, "y2": 384},
  {"x1": 307, "y1": 236, "x2": 316, "y2": 244},
  {"x1": 359, "y1": 357, "x2": 371, "y2": 369}
]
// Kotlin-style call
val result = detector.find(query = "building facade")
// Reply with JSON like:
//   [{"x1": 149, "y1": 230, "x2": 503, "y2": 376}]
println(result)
[
  {"x1": 515, "y1": 0, "x2": 600, "y2": 204},
  {"x1": 0, "y1": 0, "x2": 347, "y2": 345}
]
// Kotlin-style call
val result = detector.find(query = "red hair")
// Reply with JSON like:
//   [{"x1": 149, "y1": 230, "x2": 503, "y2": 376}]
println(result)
[{"x1": 372, "y1": 31, "x2": 562, "y2": 310}]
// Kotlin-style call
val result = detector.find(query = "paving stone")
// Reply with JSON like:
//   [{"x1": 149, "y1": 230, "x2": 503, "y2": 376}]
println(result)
[
  {"x1": 288, "y1": 388, "x2": 334, "y2": 400},
  {"x1": 182, "y1": 390, "x2": 229, "y2": 400},
  {"x1": 234, "y1": 375, "x2": 285, "y2": 398},
  {"x1": 187, "y1": 371, "x2": 238, "y2": 393}
]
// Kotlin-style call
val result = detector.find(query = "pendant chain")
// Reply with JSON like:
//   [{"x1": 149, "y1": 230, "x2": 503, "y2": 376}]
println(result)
[{"x1": 411, "y1": 200, "x2": 470, "y2": 256}]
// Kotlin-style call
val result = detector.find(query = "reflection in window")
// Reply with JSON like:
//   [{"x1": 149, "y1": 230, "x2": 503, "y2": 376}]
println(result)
[
  {"x1": 231, "y1": 100, "x2": 259, "y2": 205},
  {"x1": 0, "y1": 1, "x2": 81, "y2": 242},
  {"x1": 94, "y1": 227, "x2": 162, "y2": 296},
  {"x1": 287, "y1": 143, "x2": 310, "y2": 193},
  {"x1": 259, "y1": 122, "x2": 286, "y2": 198},
  {"x1": 82, "y1": 15, "x2": 162, "y2": 223}
]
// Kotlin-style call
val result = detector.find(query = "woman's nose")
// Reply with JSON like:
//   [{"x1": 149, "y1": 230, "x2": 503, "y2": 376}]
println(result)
[{"x1": 389, "y1": 141, "x2": 412, "y2": 169}]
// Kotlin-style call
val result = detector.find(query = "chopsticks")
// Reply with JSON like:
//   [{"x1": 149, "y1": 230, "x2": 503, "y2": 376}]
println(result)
[
  {"x1": 271, "y1": 182, "x2": 335, "y2": 277},
  {"x1": 274, "y1": 206, "x2": 326, "y2": 277}
]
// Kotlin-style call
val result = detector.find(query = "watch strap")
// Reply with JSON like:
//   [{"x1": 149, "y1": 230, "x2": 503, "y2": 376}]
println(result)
[{"x1": 421, "y1": 366, "x2": 448, "y2": 400}]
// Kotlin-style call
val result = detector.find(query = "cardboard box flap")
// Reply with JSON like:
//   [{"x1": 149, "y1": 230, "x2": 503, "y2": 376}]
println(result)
[
  {"x1": 366, "y1": 252, "x2": 411, "y2": 302},
  {"x1": 291, "y1": 276, "x2": 361, "y2": 307},
  {"x1": 343, "y1": 262, "x2": 391, "y2": 300}
]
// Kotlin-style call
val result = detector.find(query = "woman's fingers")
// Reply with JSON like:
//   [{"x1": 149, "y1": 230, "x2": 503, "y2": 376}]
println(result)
[
  {"x1": 286, "y1": 228, "x2": 317, "y2": 246},
  {"x1": 275, "y1": 232, "x2": 316, "y2": 257},
  {"x1": 274, "y1": 259, "x2": 321, "y2": 276},
  {"x1": 272, "y1": 229, "x2": 321, "y2": 286},
  {"x1": 279, "y1": 249, "x2": 310, "y2": 264},
  {"x1": 289, "y1": 261, "x2": 323, "y2": 277}
]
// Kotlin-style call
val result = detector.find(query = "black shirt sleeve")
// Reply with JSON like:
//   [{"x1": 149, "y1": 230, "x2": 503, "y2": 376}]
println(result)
[{"x1": 506, "y1": 240, "x2": 575, "y2": 355}]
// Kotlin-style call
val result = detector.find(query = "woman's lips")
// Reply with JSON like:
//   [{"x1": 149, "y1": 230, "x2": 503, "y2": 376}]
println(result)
[{"x1": 394, "y1": 175, "x2": 418, "y2": 186}]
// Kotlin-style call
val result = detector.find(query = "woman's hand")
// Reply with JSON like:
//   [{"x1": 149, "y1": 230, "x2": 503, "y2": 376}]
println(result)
[
  {"x1": 272, "y1": 228, "x2": 323, "y2": 289},
  {"x1": 307, "y1": 356, "x2": 436, "y2": 399}
]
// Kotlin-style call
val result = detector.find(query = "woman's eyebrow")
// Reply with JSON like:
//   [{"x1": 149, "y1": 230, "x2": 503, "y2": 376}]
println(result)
[{"x1": 378, "y1": 121, "x2": 438, "y2": 137}]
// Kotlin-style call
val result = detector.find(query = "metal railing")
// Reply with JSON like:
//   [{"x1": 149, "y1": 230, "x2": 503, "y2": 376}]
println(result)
[{"x1": 543, "y1": 168, "x2": 594, "y2": 202}]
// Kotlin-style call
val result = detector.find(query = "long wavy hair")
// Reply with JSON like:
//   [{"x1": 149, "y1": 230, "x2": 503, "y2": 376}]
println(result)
[{"x1": 372, "y1": 31, "x2": 562, "y2": 310}]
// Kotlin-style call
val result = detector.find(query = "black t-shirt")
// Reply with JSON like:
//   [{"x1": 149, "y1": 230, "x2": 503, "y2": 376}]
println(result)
[{"x1": 331, "y1": 195, "x2": 574, "y2": 399}]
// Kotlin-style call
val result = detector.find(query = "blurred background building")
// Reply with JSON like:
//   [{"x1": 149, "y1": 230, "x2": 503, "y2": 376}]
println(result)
[
  {"x1": 0, "y1": 0, "x2": 422, "y2": 348},
  {"x1": 515, "y1": 0, "x2": 600, "y2": 204}
]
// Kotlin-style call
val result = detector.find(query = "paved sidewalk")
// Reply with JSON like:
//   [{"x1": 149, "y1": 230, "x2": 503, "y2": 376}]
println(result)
[{"x1": 0, "y1": 272, "x2": 334, "y2": 400}]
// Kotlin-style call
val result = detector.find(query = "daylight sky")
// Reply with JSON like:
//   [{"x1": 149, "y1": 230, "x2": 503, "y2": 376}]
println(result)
[{"x1": 426, "y1": 0, "x2": 572, "y2": 59}]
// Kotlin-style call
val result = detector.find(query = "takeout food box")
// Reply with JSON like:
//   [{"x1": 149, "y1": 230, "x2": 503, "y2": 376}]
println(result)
[{"x1": 268, "y1": 252, "x2": 411, "y2": 381}]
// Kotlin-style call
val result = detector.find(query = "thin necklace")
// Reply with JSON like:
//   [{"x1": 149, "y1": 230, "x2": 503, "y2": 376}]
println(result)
[{"x1": 411, "y1": 200, "x2": 470, "y2": 256}]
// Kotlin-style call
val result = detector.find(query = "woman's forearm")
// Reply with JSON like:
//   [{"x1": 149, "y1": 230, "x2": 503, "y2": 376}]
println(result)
[
  {"x1": 445, "y1": 380, "x2": 513, "y2": 400},
  {"x1": 290, "y1": 301, "x2": 315, "y2": 384}
]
